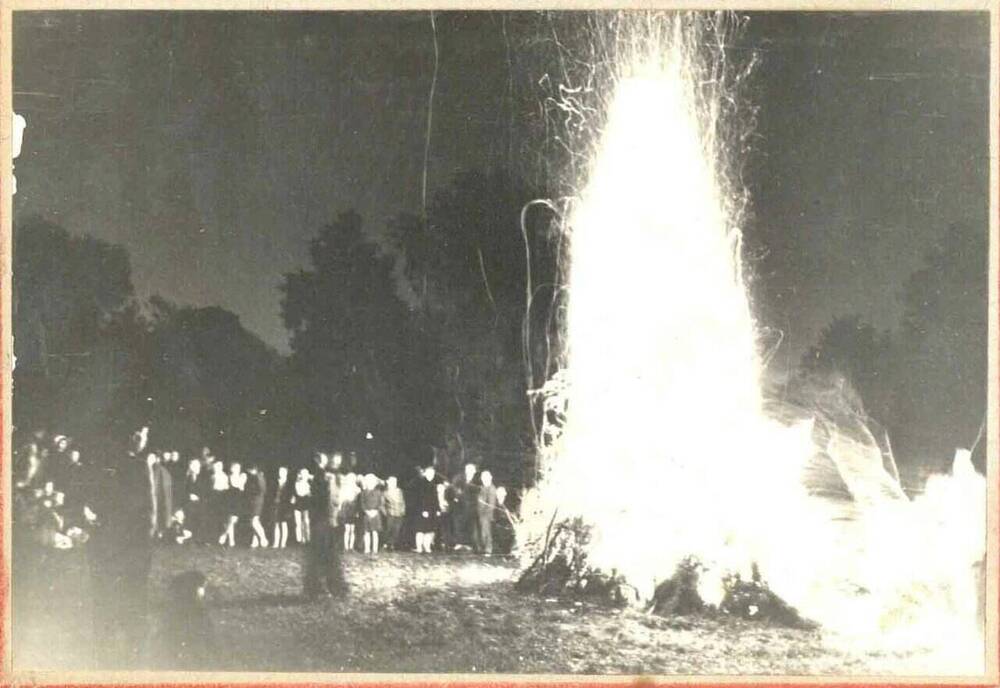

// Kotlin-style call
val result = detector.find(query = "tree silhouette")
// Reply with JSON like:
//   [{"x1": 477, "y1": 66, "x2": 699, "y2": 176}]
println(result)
[
  {"x1": 13, "y1": 217, "x2": 283, "y2": 459},
  {"x1": 896, "y1": 221, "x2": 988, "y2": 469},
  {"x1": 800, "y1": 314, "x2": 895, "y2": 429},
  {"x1": 386, "y1": 168, "x2": 558, "y2": 484},
  {"x1": 13, "y1": 216, "x2": 136, "y2": 438},
  {"x1": 280, "y1": 210, "x2": 443, "y2": 472},
  {"x1": 799, "y1": 221, "x2": 988, "y2": 473},
  {"x1": 141, "y1": 298, "x2": 281, "y2": 459}
]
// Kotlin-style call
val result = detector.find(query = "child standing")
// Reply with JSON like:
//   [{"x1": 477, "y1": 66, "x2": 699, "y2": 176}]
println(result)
[
  {"x1": 247, "y1": 464, "x2": 268, "y2": 548},
  {"x1": 209, "y1": 461, "x2": 230, "y2": 545},
  {"x1": 220, "y1": 462, "x2": 246, "y2": 547},
  {"x1": 270, "y1": 466, "x2": 292, "y2": 548},
  {"x1": 359, "y1": 473, "x2": 383, "y2": 555},
  {"x1": 476, "y1": 470, "x2": 498, "y2": 556},
  {"x1": 292, "y1": 468, "x2": 312, "y2": 544},
  {"x1": 381, "y1": 475, "x2": 405, "y2": 551},
  {"x1": 494, "y1": 485, "x2": 515, "y2": 555},
  {"x1": 340, "y1": 472, "x2": 359, "y2": 552},
  {"x1": 414, "y1": 466, "x2": 440, "y2": 554}
]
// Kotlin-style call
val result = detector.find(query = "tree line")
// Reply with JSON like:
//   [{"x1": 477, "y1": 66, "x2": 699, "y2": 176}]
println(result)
[
  {"x1": 13, "y1": 168, "x2": 560, "y2": 485},
  {"x1": 797, "y1": 221, "x2": 987, "y2": 475},
  {"x1": 13, "y1": 167, "x2": 986, "y2": 483}
]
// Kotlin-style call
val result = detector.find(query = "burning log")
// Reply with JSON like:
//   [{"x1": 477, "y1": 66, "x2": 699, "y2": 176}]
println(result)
[
  {"x1": 517, "y1": 517, "x2": 814, "y2": 628},
  {"x1": 647, "y1": 559, "x2": 705, "y2": 616},
  {"x1": 515, "y1": 518, "x2": 640, "y2": 606}
]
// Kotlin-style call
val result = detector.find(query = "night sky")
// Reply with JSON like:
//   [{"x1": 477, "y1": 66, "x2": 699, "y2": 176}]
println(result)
[{"x1": 12, "y1": 11, "x2": 991, "y2": 364}]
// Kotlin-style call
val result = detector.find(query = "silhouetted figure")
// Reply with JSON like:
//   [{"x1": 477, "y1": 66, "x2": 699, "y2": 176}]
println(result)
[
  {"x1": 414, "y1": 466, "x2": 441, "y2": 553},
  {"x1": 208, "y1": 460, "x2": 230, "y2": 544},
  {"x1": 220, "y1": 462, "x2": 245, "y2": 547},
  {"x1": 247, "y1": 464, "x2": 269, "y2": 547},
  {"x1": 60, "y1": 449, "x2": 94, "y2": 529},
  {"x1": 359, "y1": 473, "x2": 383, "y2": 555},
  {"x1": 88, "y1": 425, "x2": 157, "y2": 668},
  {"x1": 151, "y1": 452, "x2": 174, "y2": 539},
  {"x1": 270, "y1": 466, "x2": 292, "y2": 548},
  {"x1": 183, "y1": 458, "x2": 208, "y2": 543},
  {"x1": 292, "y1": 468, "x2": 312, "y2": 544},
  {"x1": 381, "y1": 475, "x2": 405, "y2": 551},
  {"x1": 339, "y1": 472, "x2": 359, "y2": 552},
  {"x1": 449, "y1": 463, "x2": 478, "y2": 550},
  {"x1": 303, "y1": 453, "x2": 348, "y2": 599},
  {"x1": 476, "y1": 470, "x2": 498, "y2": 556}
]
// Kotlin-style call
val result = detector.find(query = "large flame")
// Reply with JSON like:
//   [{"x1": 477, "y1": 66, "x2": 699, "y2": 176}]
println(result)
[{"x1": 526, "y1": 12, "x2": 986, "y2": 675}]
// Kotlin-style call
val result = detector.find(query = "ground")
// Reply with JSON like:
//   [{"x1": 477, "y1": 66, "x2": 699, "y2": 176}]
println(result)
[{"x1": 14, "y1": 544, "x2": 937, "y2": 675}]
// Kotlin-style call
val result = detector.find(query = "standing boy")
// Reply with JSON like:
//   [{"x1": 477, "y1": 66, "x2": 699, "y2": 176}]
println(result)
[{"x1": 476, "y1": 470, "x2": 498, "y2": 556}]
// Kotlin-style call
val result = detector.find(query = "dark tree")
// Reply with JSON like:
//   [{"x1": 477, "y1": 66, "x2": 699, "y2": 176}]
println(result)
[
  {"x1": 13, "y1": 216, "x2": 137, "y2": 439},
  {"x1": 895, "y1": 221, "x2": 988, "y2": 470},
  {"x1": 797, "y1": 221, "x2": 989, "y2": 474},
  {"x1": 280, "y1": 210, "x2": 442, "y2": 472},
  {"x1": 13, "y1": 217, "x2": 283, "y2": 461},
  {"x1": 387, "y1": 168, "x2": 560, "y2": 485},
  {"x1": 142, "y1": 298, "x2": 282, "y2": 461},
  {"x1": 800, "y1": 314, "x2": 895, "y2": 429}
]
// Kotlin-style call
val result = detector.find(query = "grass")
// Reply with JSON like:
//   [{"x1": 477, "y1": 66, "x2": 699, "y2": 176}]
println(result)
[{"x1": 14, "y1": 544, "x2": 935, "y2": 675}]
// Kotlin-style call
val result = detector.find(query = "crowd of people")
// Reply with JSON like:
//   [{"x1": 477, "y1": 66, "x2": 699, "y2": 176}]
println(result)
[
  {"x1": 13, "y1": 424, "x2": 519, "y2": 668},
  {"x1": 13, "y1": 428, "x2": 516, "y2": 557}
]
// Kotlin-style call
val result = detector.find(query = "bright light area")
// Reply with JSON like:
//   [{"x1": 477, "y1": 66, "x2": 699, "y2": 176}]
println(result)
[{"x1": 524, "y1": 14, "x2": 986, "y2": 675}]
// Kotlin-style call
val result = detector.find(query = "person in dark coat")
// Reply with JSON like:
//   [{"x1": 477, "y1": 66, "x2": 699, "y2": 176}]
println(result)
[
  {"x1": 220, "y1": 462, "x2": 245, "y2": 547},
  {"x1": 164, "y1": 451, "x2": 185, "y2": 509},
  {"x1": 183, "y1": 458, "x2": 208, "y2": 543},
  {"x1": 48, "y1": 435, "x2": 72, "y2": 488},
  {"x1": 152, "y1": 452, "x2": 174, "y2": 539},
  {"x1": 493, "y1": 485, "x2": 515, "y2": 555},
  {"x1": 449, "y1": 463, "x2": 479, "y2": 550},
  {"x1": 359, "y1": 473, "x2": 383, "y2": 555},
  {"x1": 303, "y1": 452, "x2": 348, "y2": 599},
  {"x1": 270, "y1": 466, "x2": 292, "y2": 549},
  {"x1": 247, "y1": 464, "x2": 269, "y2": 548},
  {"x1": 60, "y1": 449, "x2": 94, "y2": 530},
  {"x1": 475, "y1": 470, "x2": 499, "y2": 556},
  {"x1": 88, "y1": 424, "x2": 157, "y2": 668},
  {"x1": 381, "y1": 475, "x2": 405, "y2": 551},
  {"x1": 414, "y1": 466, "x2": 441, "y2": 554}
]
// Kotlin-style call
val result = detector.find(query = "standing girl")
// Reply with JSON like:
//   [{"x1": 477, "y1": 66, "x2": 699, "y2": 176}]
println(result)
[
  {"x1": 220, "y1": 462, "x2": 246, "y2": 547},
  {"x1": 246, "y1": 464, "x2": 269, "y2": 548},
  {"x1": 414, "y1": 466, "x2": 440, "y2": 554},
  {"x1": 270, "y1": 466, "x2": 292, "y2": 548},
  {"x1": 340, "y1": 472, "x2": 359, "y2": 552},
  {"x1": 359, "y1": 473, "x2": 383, "y2": 555},
  {"x1": 209, "y1": 460, "x2": 229, "y2": 545},
  {"x1": 292, "y1": 468, "x2": 312, "y2": 544}
]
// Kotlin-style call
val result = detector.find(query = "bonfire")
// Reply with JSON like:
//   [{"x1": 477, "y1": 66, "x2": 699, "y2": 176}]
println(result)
[{"x1": 515, "y1": 11, "x2": 986, "y2": 675}]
